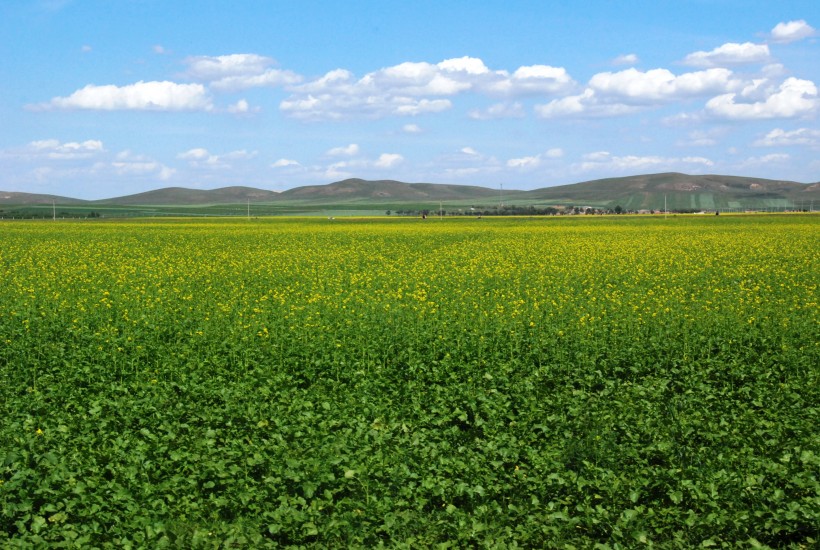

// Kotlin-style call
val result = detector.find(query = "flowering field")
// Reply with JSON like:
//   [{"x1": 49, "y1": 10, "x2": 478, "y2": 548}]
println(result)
[{"x1": 1, "y1": 215, "x2": 818, "y2": 547}]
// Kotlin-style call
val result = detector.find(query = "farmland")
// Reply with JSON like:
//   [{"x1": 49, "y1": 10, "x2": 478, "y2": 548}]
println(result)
[{"x1": 1, "y1": 215, "x2": 818, "y2": 547}]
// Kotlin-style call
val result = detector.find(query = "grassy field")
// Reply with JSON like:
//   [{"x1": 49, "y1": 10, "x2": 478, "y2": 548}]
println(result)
[{"x1": 1, "y1": 215, "x2": 818, "y2": 547}]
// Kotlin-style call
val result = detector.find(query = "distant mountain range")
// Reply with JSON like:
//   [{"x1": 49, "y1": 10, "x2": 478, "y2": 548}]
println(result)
[{"x1": 2, "y1": 173, "x2": 819, "y2": 212}]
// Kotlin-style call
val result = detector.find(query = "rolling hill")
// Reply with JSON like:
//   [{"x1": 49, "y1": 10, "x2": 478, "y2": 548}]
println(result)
[
  {"x1": 2, "y1": 173, "x2": 818, "y2": 214},
  {"x1": 515, "y1": 173, "x2": 820, "y2": 211},
  {"x1": 0, "y1": 191, "x2": 88, "y2": 205},
  {"x1": 278, "y1": 178, "x2": 507, "y2": 202},
  {"x1": 91, "y1": 186, "x2": 280, "y2": 206}
]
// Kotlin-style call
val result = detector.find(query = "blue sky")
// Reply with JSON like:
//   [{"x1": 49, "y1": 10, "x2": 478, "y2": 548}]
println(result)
[{"x1": 1, "y1": 1, "x2": 818, "y2": 199}]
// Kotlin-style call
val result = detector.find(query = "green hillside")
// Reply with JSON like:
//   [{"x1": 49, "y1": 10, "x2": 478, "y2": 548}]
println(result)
[
  {"x1": 2, "y1": 173, "x2": 818, "y2": 217},
  {"x1": 278, "y1": 178, "x2": 506, "y2": 203},
  {"x1": 516, "y1": 173, "x2": 820, "y2": 211},
  {"x1": 92, "y1": 186, "x2": 280, "y2": 206}
]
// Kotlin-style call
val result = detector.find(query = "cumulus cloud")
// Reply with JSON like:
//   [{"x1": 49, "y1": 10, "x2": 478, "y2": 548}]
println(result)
[
  {"x1": 374, "y1": 153, "x2": 404, "y2": 168},
  {"x1": 770, "y1": 20, "x2": 816, "y2": 43},
  {"x1": 507, "y1": 155, "x2": 542, "y2": 169},
  {"x1": 185, "y1": 53, "x2": 273, "y2": 80},
  {"x1": 589, "y1": 68, "x2": 739, "y2": 102},
  {"x1": 228, "y1": 99, "x2": 249, "y2": 113},
  {"x1": 612, "y1": 54, "x2": 639, "y2": 66},
  {"x1": 32, "y1": 81, "x2": 213, "y2": 111},
  {"x1": 575, "y1": 151, "x2": 714, "y2": 172},
  {"x1": 113, "y1": 161, "x2": 164, "y2": 176},
  {"x1": 739, "y1": 153, "x2": 791, "y2": 167},
  {"x1": 683, "y1": 42, "x2": 771, "y2": 67},
  {"x1": 326, "y1": 144, "x2": 360, "y2": 157},
  {"x1": 677, "y1": 129, "x2": 725, "y2": 147},
  {"x1": 506, "y1": 148, "x2": 564, "y2": 170},
  {"x1": 271, "y1": 158, "x2": 301, "y2": 168},
  {"x1": 26, "y1": 139, "x2": 105, "y2": 159},
  {"x1": 280, "y1": 93, "x2": 451, "y2": 120},
  {"x1": 184, "y1": 53, "x2": 302, "y2": 92},
  {"x1": 279, "y1": 56, "x2": 573, "y2": 120},
  {"x1": 468, "y1": 102, "x2": 524, "y2": 119},
  {"x1": 706, "y1": 77, "x2": 818, "y2": 119},
  {"x1": 754, "y1": 127, "x2": 820, "y2": 147},
  {"x1": 535, "y1": 67, "x2": 738, "y2": 118},
  {"x1": 110, "y1": 151, "x2": 175, "y2": 180},
  {"x1": 178, "y1": 147, "x2": 257, "y2": 169},
  {"x1": 485, "y1": 65, "x2": 575, "y2": 96}
]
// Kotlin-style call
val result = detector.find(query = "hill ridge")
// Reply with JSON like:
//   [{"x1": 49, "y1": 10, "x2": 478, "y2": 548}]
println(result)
[{"x1": 2, "y1": 173, "x2": 818, "y2": 210}]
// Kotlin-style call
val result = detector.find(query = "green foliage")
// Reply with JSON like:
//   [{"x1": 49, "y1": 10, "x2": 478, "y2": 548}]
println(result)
[{"x1": 0, "y1": 215, "x2": 818, "y2": 547}]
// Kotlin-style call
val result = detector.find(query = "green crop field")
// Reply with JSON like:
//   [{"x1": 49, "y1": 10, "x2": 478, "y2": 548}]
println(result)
[{"x1": 1, "y1": 215, "x2": 818, "y2": 548}]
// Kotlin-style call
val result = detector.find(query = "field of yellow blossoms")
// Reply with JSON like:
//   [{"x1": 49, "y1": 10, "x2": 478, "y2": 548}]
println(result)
[{"x1": 1, "y1": 215, "x2": 818, "y2": 547}]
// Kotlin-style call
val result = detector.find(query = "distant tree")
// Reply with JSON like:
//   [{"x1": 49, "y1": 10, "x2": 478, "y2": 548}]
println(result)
[
  {"x1": 614, "y1": 205, "x2": 624, "y2": 214},
  {"x1": 385, "y1": 210, "x2": 391, "y2": 216}
]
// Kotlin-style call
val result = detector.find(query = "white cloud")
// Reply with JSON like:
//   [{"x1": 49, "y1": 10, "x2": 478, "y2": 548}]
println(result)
[
  {"x1": 184, "y1": 54, "x2": 302, "y2": 92},
  {"x1": 95, "y1": 151, "x2": 176, "y2": 181},
  {"x1": 507, "y1": 148, "x2": 564, "y2": 170},
  {"x1": 468, "y1": 102, "x2": 524, "y2": 119},
  {"x1": 402, "y1": 123, "x2": 422, "y2": 134},
  {"x1": 178, "y1": 147, "x2": 256, "y2": 169},
  {"x1": 575, "y1": 152, "x2": 714, "y2": 172},
  {"x1": 612, "y1": 54, "x2": 639, "y2": 66},
  {"x1": 374, "y1": 153, "x2": 404, "y2": 168},
  {"x1": 535, "y1": 67, "x2": 738, "y2": 118},
  {"x1": 683, "y1": 42, "x2": 771, "y2": 67},
  {"x1": 210, "y1": 70, "x2": 302, "y2": 92},
  {"x1": 279, "y1": 56, "x2": 573, "y2": 120},
  {"x1": 535, "y1": 89, "x2": 641, "y2": 118},
  {"x1": 81, "y1": 45, "x2": 92, "y2": 53},
  {"x1": 153, "y1": 45, "x2": 167, "y2": 54},
  {"x1": 271, "y1": 158, "x2": 301, "y2": 168},
  {"x1": 589, "y1": 68, "x2": 739, "y2": 102},
  {"x1": 461, "y1": 147, "x2": 479, "y2": 156},
  {"x1": 185, "y1": 53, "x2": 274, "y2": 80},
  {"x1": 326, "y1": 143, "x2": 360, "y2": 157},
  {"x1": 677, "y1": 129, "x2": 723, "y2": 147},
  {"x1": 27, "y1": 139, "x2": 105, "y2": 159},
  {"x1": 706, "y1": 77, "x2": 818, "y2": 119},
  {"x1": 178, "y1": 148, "x2": 210, "y2": 161},
  {"x1": 740, "y1": 153, "x2": 791, "y2": 167},
  {"x1": 393, "y1": 99, "x2": 452, "y2": 115},
  {"x1": 507, "y1": 155, "x2": 541, "y2": 169},
  {"x1": 770, "y1": 20, "x2": 816, "y2": 43},
  {"x1": 111, "y1": 159, "x2": 174, "y2": 180},
  {"x1": 33, "y1": 81, "x2": 213, "y2": 111},
  {"x1": 486, "y1": 65, "x2": 574, "y2": 96},
  {"x1": 280, "y1": 92, "x2": 451, "y2": 120},
  {"x1": 438, "y1": 56, "x2": 491, "y2": 75},
  {"x1": 754, "y1": 127, "x2": 820, "y2": 147},
  {"x1": 227, "y1": 99, "x2": 258, "y2": 114}
]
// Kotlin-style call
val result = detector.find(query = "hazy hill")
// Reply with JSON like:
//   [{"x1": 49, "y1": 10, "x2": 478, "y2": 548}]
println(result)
[
  {"x1": 278, "y1": 178, "x2": 505, "y2": 203},
  {"x1": 517, "y1": 173, "x2": 820, "y2": 211},
  {"x1": 92, "y1": 186, "x2": 280, "y2": 206},
  {"x1": 2, "y1": 174, "x2": 818, "y2": 212},
  {"x1": 0, "y1": 191, "x2": 88, "y2": 205}
]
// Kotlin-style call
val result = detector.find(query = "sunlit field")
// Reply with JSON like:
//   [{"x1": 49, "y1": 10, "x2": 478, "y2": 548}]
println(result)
[{"x1": 1, "y1": 215, "x2": 818, "y2": 547}]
